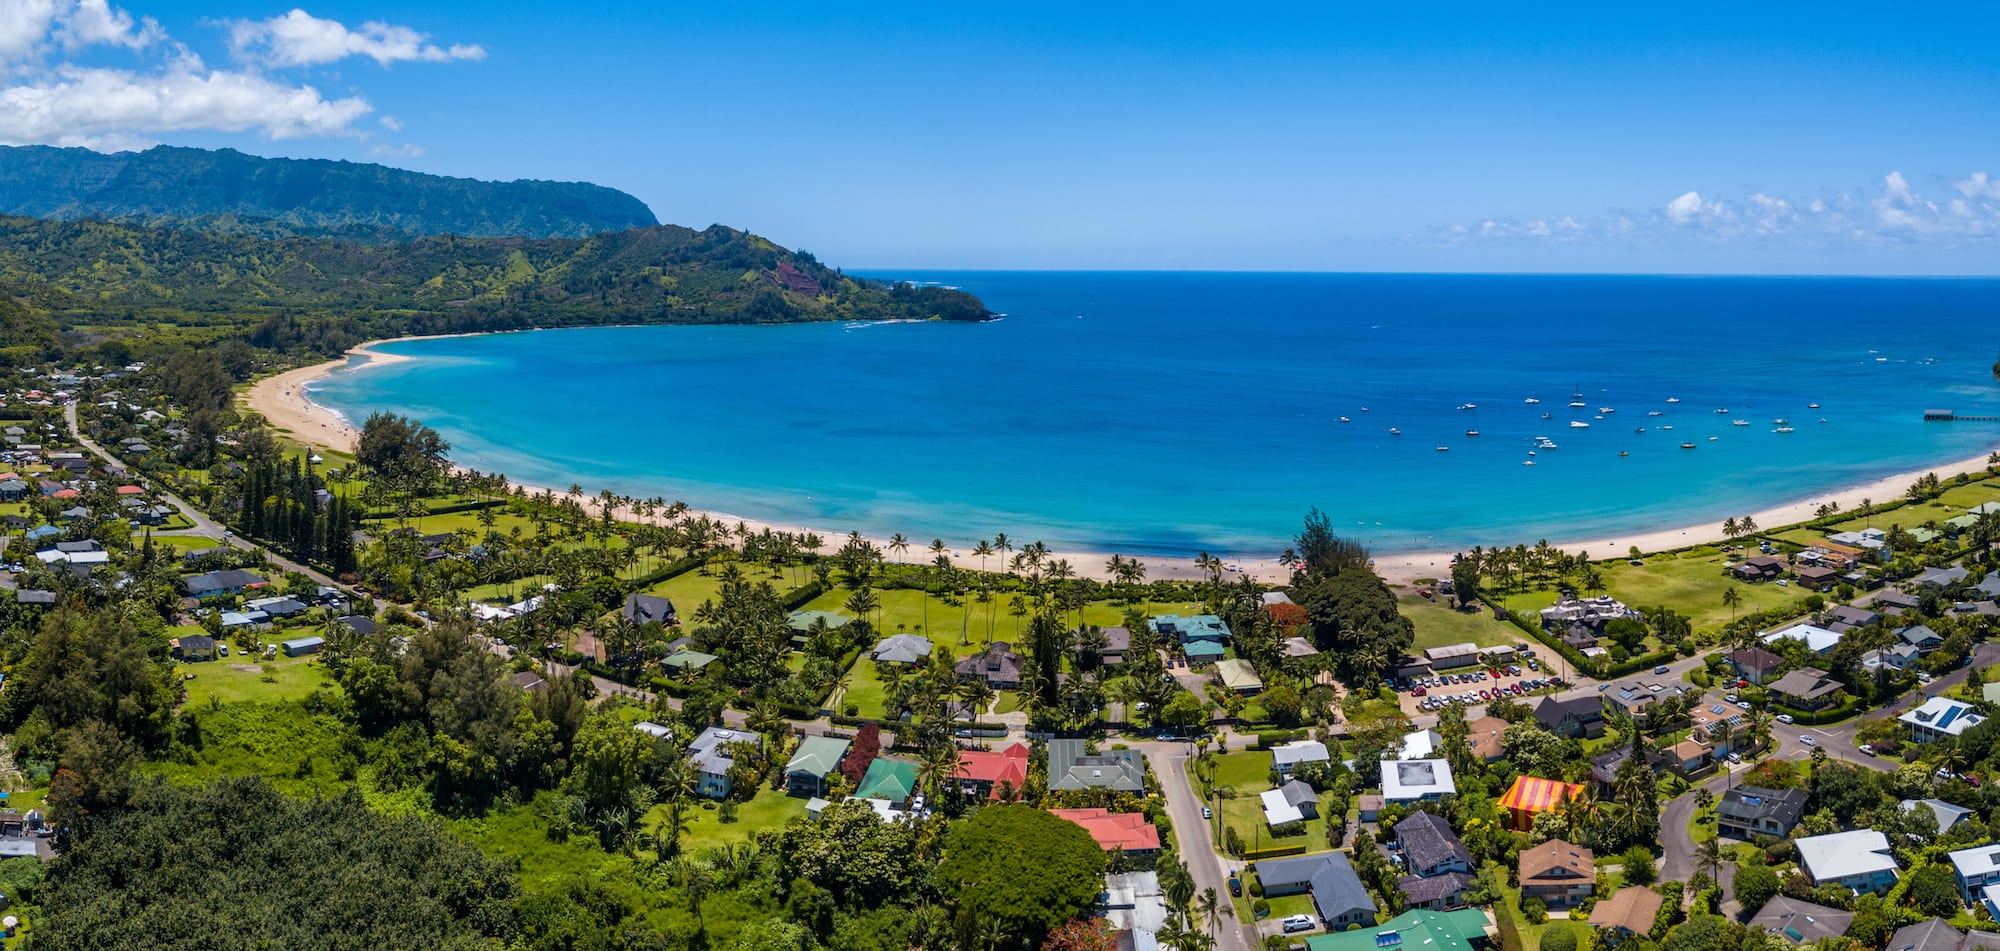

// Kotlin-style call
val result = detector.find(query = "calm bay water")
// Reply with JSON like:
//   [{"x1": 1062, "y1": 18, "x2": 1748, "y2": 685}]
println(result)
[{"x1": 308, "y1": 273, "x2": 2000, "y2": 558}]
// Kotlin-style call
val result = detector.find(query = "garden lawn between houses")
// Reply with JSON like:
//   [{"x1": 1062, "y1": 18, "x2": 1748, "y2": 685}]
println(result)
[
  {"x1": 1499, "y1": 546, "x2": 1821, "y2": 634},
  {"x1": 642, "y1": 785, "x2": 812, "y2": 853},
  {"x1": 176, "y1": 655, "x2": 337, "y2": 707},
  {"x1": 798, "y1": 587, "x2": 1202, "y2": 660},
  {"x1": 1401, "y1": 594, "x2": 1522, "y2": 651}
]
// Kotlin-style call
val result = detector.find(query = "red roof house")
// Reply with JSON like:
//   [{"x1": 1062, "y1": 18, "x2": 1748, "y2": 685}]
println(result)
[
  {"x1": 116, "y1": 485, "x2": 144, "y2": 496},
  {"x1": 1049, "y1": 808, "x2": 1161, "y2": 854},
  {"x1": 952, "y1": 743, "x2": 1030, "y2": 800}
]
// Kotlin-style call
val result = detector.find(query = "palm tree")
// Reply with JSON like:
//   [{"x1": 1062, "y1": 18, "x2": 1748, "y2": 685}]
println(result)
[
  {"x1": 1722, "y1": 586, "x2": 1743, "y2": 626},
  {"x1": 1196, "y1": 887, "x2": 1223, "y2": 945},
  {"x1": 1695, "y1": 835, "x2": 1724, "y2": 884},
  {"x1": 917, "y1": 742, "x2": 961, "y2": 801}
]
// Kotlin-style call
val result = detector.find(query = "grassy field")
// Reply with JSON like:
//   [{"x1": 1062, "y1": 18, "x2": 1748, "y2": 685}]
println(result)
[
  {"x1": 650, "y1": 786, "x2": 811, "y2": 853},
  {"x1": 1212, "y1": 750, "x2": 1272, "y2": 793},
  {"x1": 840, "y1": 660, "x2": 890, "y2": 719},
  {"x1": 177, "y1": 655, "x2": 337, "y2": 707},
  {"x1": 799, "y1": 585, "x2": 1201, "y2": 660},
  {"x1": 1403, "y1": 595, "x2": 1522, "y2": 650},
  {"x1": 1500, "y1": 546, "x2": 1820, "y2": 633}
]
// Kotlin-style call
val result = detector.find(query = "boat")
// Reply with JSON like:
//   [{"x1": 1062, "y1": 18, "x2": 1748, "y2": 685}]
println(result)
[
  {"x1": 1465, "y1": 430, "x2": 1481, "y2": 437},
  {"x1": 1774, "y1": 426, "x2": 1795, "y2": 433},
  {"x1": 1525, "y1": 397, "x2": 1540, "y2": 404},
  {"x1": 1599, "y1": 406, "x2": 1615, "y2": 414},
  {"x1": 1732, "y1": 419, "x2": 1750, "y2": 427},
  {"x1": 1435, "y1": 446, "x2": 1450, "y2": 452},
  {"x1": 1647, "y1": 410, "x2": 1663, "y2": 416},
  {"x1": 1662, "y1": 424, "x2": 1674, "y2": 430},
  {"x1": 1633, "y1": 426, "x2": 1646, "y2": 434},
  {"x1": 1772, "y1": 418, "x2": 1789, "y2": 425},
  {"x1": 1339, "y1": 416, "x2": 1350, "y2": 423},
  {"x1": 1458, "y1": 402, "x2": 1478, "y2": 410},
  {"x1": 1389, "y1": 427, "x2": 1401, "y2": 436},
  {"x1": 1715, "y1": 407, "x2": 1730, "y2": 414},
  {"x1": 1681, "y1": 442, "x2": 1696, "y2": 449},
  {"x1": 1819, "y1": 418, "x2": 1827, "y2": 424},
  {"x1": 1666, "y1": 397, "x2": 1681, "y2": 403},
  {"x1": 1808, "y1": 402, "x2": 1821, "y2": 409},
  {"x1": 1522, "y1": 460, "x2": 1536, "y2": 466},
  {"x1": 1709, "y1": 435, "x2": 1719, "y2": 441},
  {"x1": 1570, "y1": 420, "x2": 1590, "y2": 429},
  {"x1": 1541, "y1": 412, "x2": 1553, "y2": 419},
  {"x1": 1527, "y1": 450, "x2": 1537, "y2": 456},
  {"x1": 1534, "y1": 437, "x2": 1558, "y2": 450},
  {"x1": 1360, "y1": 406, "x2": 1369, "y2": 412},
  {"x1": 1618, "y1": 451, "x2": 1630, "y2": 457},
  {"x1": 1568, "y1": 400, "x2": 1588, "y2": 408}
]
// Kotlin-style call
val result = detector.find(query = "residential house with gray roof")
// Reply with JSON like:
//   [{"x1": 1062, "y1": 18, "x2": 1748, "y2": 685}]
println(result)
[{"x1": 1046, "y1": 739, "x2": 1145, "y2": 793}]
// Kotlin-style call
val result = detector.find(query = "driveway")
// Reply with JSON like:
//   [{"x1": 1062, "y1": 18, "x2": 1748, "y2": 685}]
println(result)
[{"x1": 1133, "y1": 739, "x2": 1256, "y2": 951}]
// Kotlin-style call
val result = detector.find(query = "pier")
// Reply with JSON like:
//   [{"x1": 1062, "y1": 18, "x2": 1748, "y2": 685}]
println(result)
[{"x1": 1925, "y1": 409, "x2": 2000, "y2": 422}]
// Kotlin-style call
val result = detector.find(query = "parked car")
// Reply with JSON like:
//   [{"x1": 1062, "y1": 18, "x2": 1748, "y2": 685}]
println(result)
[
  {"x1": 1281, "y1": 915, "x2": 1316, "y2": 934},
  {"x1": 1725, "y1": 694, "x2": 1739, "y2": 703},
  {"x1": 1653, "y1": 665, "x2": 1671, "y2": 675},
  {"x1": 1726, "y1": 752, "x2": 1741, "y2": 763},
  {"x1": 1202, "y1": 806, "x2": 1213, "y2": 820},
  {"x1": 1776, "y1": 714, "x2": 1796, "y2": 724},
  {"x1": 1597, "y1": 683, "x2": 1611, "y2": 691},
  {"x1": 1228, "y1": 876, "x2": 1241, "y2": 897},
  {"x1": 1798, "y1": 734, "x2": 1815, "y2": 746}
]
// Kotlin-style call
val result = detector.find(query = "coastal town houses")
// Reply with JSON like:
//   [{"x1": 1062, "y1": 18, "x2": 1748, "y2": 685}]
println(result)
[
  {"x1": 1769, "y1": 667, "x2": 1845, "y2": 711},
  {"x1": 1726, "y1": 647, "x2": 1785, "y2": 685},
  {"x1": 1749, "y1": 896, "x2": 1853, "y2": 946},
  {"x1": 951, "y1": 743, "x2": 1029, "y2": 800},
  {"x1": 1796, "y1": 829, "x2": 1899, "y2": 894},
  {"x1": 1883, "y1": 919, "x2": 2000, "y2": 951},
  {"x1": 1590, "y1": 886, "x2": 1665, "y2": 945},
  {"x1": 1519, "y1": 839, "x2": 1594, "y2": 910},
  {"x1": 1304, "y1": 909, "x2": 1491, "y2": 951},
  {"x1": 1732, "y1": 555, "x2": 1786, "y2": 583},
  {"x1": 1949, "y1": 843, "x2": 2000, "y2": 907},
  {"x1": 1101, "y1": 871, "x2": 1169, "y2": 948},
  {"x1": 1717, "y1": 786, "x2": 1808, "y2": 840},
  {"x1": 784, "y1": 735, "x2": 851, "y2": 798},
  {"x1": 1271, "y1": 739, "x2": 1330, "y2": 778},
  {"x1": 1260, "y1": 780, "x2": 1319, "y2": 829},
  {"x1": 1050, "y1": 808, "x2": 1161, "y2": 857},
  {"x1": 1497, "y1": 775, "x2": 1581, "y2": 831},
  {"x1": 1392, "y1": 810, "x2": 1476, "y2": 909},
  {"x1": 1538, "y1": 594, "x2": 1639, "y2": 639},
  {"x1": 690, "y1": 727, "x2": 757, "y2": 799},
  {"x1": 1253, "y1": 852, "x2": 1378, "y2": 931},
  {"x1": 1901, "y1": 697, "x2": 1987, "y2": 745},
  {"x1": 955, "y1": 641, "x2": 1024, "y2": 690},
  {"x1": 1762, "y1": 622, "x2": 1842, "y2": 655},
  {"x1": 1532, "y1": 694, "x2": 1605, "y2": 739},
  {"x1": 1046, "y1": 739, "x2": 1145, "y2": 793},
  {"x1": 1904, "y1": 798, "x2": 1975, "y2": 835},
  {"x1": 1380, "y1": 759, "x2": 1456, "y2": 803},
  {"x1": 620, "y1": 592, "x2": 677, "y2": 627}
]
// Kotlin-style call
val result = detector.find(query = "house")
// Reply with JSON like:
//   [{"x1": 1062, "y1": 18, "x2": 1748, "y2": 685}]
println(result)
[
  {"x1": 870, "y1": 633, "x2": 933, "y2": 665},
  {"x1": 1380, "y1": 759, "x2": 1456, "y2": 803},
  {"x1": 1829, "y1": 527, "x2": 1887, "y2": 550},
  {"x1": 1866, "y1": 642, "x2": 1920, "y2": 672},
  {"x1": 1280, "y1": 636, "x2": 1320, "y2": 659},
  {"x1": 221, "y1": 611, "x2": 270, "y2": 631},
  {"x1": 280, "y1": 635, "x2": 324, "y2": 657},
  {"x1": 1151, "y1": 614, "x2": 1230, "y2": 646},
  {"x1": 1795, "y1": 566, "x2": 1840, "y2": 591},
  {"x1": 621, "y1": 593, "x2": 678, "y2": 627},
  {"x1": 186, "y1": 568, "x2": 266, "y2": 598},
  {"x1": 1762, "y1": 623, "x2": 1842, "y2": 655},
  {"x1": 1875, "y1": 589, "x2": 1923, "y2": 613},
  {"x1": 171, "y1": 634, "x2": 218, "y2": 662},
  {"x1": 1827, "y1": 604, "x2": 1882, "y2": 630},
  {"x1": 1733, "y1": 556, "x2": 1786, "y2": 582},
  {"x1": 1914, "y1": 566, "x2": 1971, "y2": 589},
  {"x1": 0, "y1": 480, "x2": 26, "y2": 502},
  {"x1": 1213, "y1": 658, "x2": 1263, "y2": 695},
  {"x1": 1399, "y1": 729, "x2": 1441, "y2": 761},
  {"x1": 1797, "y1": 829, "x2": 1899, "y2": 894},
  {"x1": 1497, "y1": 775, "x2": 1582, "y2": 831},
  {"x1": 337, "y1": 615, "x2": 379, "y2": 636},
  {"x1": 784, "y1": 735, "x2": 851, "y2": 797},
  {"x1": 1727, "y1": 648, "x2": 1785, "y2": 685},
  {"x1": 660, "y1": 649, "x2": 718, "y2": 673},
  {"x1": 1271, "y1": 740, "x2": 1330, "y2": 777},
  {"x1": 1712, "y1": 787, "x2": 1808, "y2": 839},
  {"x1": 689, "y1": 727, "x2": 757, "y2": 799},
  {"x1": 244, "y1": 596, "x2": 308, "y2": 618},
  {"x1": 1749, "y1": 896, "x2": 1853, "y2": 946},
  {"x1": 1519, "y1": 839, "x2": 1594, "y2": 909},
  {"x1": 1538, "y1": 595, "x2": 1639, "y2": 638},
  {"x1": 952, "y1": 743, "x2": 1029, "y2": 800},
  {"x1": 1883, "y1": 919, "x2": 2000, "y2": 951},
  {"x1": 1097, "y1": 625, "x2": 1133, "y2": 666},
  {"x1": 1949, "y1": 844, "x2": 2000, "y2": 906},
  {"x1": 634, "y1": 722, "x2": 673, "y2": 740},
  {"x1": 15, "y1": 590, "x2": 53, "y2": 606},
  {"x1": 1302, "y1": 909, "x2": 1489, "y2": 951},
  {"x1": 1532, "y1": 695, "x2": 1606, "y2": 738},
  {"x1": 1424, "y1": 642, "x2": 1481, "y2": 670},
  {"x1": 1662, "y1": 738, "x2": 1714, "y2": 776},
  {"x1": 509, "y1": 671, "x2": 547, "y2": 693},
  {"x1": 1901, "y1": 697, "x2": 1988, "y2": 745},
  {"x1": 1046, "y1": 739, "x2": 1146, "y2": 793},
  {"x1": 1260, "y1": 780, "x2": 1319, "y2": 827},
  {"x1": 1769, "y1": 667, "x2": 1844, "y2": 711},
  {"x1": 1101, "y1": 871, "x2": 1169, "y2": 944},
  {"x1": 1260, "y1": 591, "x2": 1295, "y2": 608},
  {"x1": 786, "y1": 610, "x2": 852, "y2": 633},
  {"x1": 1899, "y1": 624, "x2": 1946, "y2": 653},
  {"x1": 1589, "y1": 886, "x2": 1665, "y2": 944},
  {"x1": 1466, "y1": 716, "x2": 1509, "y2": 762},
  {"x1": 1602, "y1": 677, "x2": 1697, "y2": 724},
  {"x1": 1255, "y1": 851, "x2": 1378, "y2": 931},
  {"x1": 1904, "y1": 798, "x2": 1975, "y2": 834},
  {"x1": 1181, "y1": 639, "x2": 1227, "y2": 664},
  {"x1": 956, "y1": 641, "x2": 1024, "y2": 690},
  {"x1": 1394, "y1": 811, "x2": 1474, "y2": 877}
]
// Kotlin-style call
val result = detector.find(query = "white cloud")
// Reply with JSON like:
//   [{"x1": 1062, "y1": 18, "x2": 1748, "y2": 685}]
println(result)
[
  {"x1": 0, "y1": 60, "x2": 370, "y2": 147},
  {"x1": 369, "y1": 142, "x2": 424, "y2": 158},
  {"x1": 0, "y1": 0, "x2": 63, "y2": 62},
  {"x1": 378, "y1": 114, "x2": 402, "y2": 132},
  {"x1": 57, "y1": 0, "x2": 160, "y2": 51},
  {"x1": 1438, "y1": 169, "x2": 2000, "y2": 251},
  {"x1": 229, "y1": 9, "x2": 484, "y2": 67}
]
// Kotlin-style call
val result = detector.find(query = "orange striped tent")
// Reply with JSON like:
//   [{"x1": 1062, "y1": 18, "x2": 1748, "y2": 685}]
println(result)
[{"x1": 1499, "y1": 775, "x2": 1583, "y2": 831}]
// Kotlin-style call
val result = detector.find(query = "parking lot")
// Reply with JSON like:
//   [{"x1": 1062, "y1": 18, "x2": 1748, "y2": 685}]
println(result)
[{"x1": 1398, "y1": 652, "x2": 1568, "y2": 717}]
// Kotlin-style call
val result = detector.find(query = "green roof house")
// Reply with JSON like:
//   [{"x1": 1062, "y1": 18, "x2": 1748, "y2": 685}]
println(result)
[
  {"x1": 1183, "y1": 640, "x2": 1228, "y2": 664},
  {"x1": 788, "y1": 610, "x2": 853, "y2": 633},
  {"x1": 1215, "y1": 658, "x2": 1264, "y2": 694},
  {"x1": 855, "y1": 758, "x2": 919, "y2": 803},
  {"x1": 661, "y1": 649, "x2": 718, "y2": 672},
  {"x1": 785, "y1": 735, "x2": 852, "y2": 797},
  {"x1": 1305, "y1": 908, "x2": 1491, "y2": 951}
]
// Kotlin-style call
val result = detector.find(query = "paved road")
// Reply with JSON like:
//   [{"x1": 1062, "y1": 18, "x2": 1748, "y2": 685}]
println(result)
[
  {"x1": 1134, "y1": 739, "x2": 1256, "y2": 951},
  {"x1": 67, "y1": 401, "x2": 339, "y2": 589},
  {"x1": 1659, "y1": 768, "x2": 1735, "y2": 885}
]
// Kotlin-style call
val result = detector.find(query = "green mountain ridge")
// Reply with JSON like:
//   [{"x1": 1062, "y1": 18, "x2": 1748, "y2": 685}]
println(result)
[
  {"x1": 0, "y1": 145, "x2": 659, "y2": 241},
  {"x1": 0, "y1": 214, "x2": 988, "y2": 355}
]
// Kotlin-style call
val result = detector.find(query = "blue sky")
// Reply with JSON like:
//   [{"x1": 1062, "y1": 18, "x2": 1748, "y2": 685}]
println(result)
[{"x1": 5, "y1": 2, "x2": 2000, "y2": 273}]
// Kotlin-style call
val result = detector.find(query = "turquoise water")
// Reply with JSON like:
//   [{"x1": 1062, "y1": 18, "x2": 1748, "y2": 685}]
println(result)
[{"x1": 307, "y1": 273, "x2": 2000, "y2": 558}]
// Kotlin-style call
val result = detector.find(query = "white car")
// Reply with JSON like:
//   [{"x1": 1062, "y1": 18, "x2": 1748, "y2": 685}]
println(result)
[
  {"x1": 1798, "y1": 734, "x2": 1816, "y2": 746},
  {"x1": 1725, "y1": 694, "x2": 1739, "y2": 703},
  {"x1": 1281, "y1": 915, "x2": 1316, "y2": 934},
  {"x1": 1776, "y1": 714, "x2": 1795, "y2": 724}
]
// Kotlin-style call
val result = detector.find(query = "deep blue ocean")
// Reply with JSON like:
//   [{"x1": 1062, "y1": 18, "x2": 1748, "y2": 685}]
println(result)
[{"x1": 307, "y1": 273, "x2": 2000, "y2": 559}]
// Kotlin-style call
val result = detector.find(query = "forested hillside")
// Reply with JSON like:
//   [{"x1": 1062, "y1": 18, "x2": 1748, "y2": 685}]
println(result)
[
  {"x1": 0, "y1": 216, "x2": 989, "y2": 356},
  {"x1": 0, "y1": 145, "x2": 658, "y2": 240}
]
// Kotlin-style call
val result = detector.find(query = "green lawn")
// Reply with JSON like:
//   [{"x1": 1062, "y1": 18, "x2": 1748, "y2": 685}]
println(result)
[
  {"x1": 801, "y1": 585, "x2": 1201, "y2": 660},
  {"x1": 177, "y1": 655, "x2": 337, "y2": 707},
  {"x1": 1211, "y1": 750, "x2": 1272, "y2": 793},
  {"x1": 1403, "y1": 595, "x2": 1522, "y2": 650},
  {"x1": 840, "y1": 660, "x2": 890, "y2": 719},
  {"x1": 651, "y1": 786, "x2": 812, "y2": 853},
  {"x1": 1217, "y1": 795, "x2": 1329, "y2": 857},
  {"x1": 1501, "y1": 546, "x2": 1820, "y2": 633}
]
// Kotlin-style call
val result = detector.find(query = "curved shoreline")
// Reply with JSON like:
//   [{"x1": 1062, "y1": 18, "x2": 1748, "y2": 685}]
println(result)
[{"x1": 245, "y1": 333, "x2": 2000, "y2": 588}]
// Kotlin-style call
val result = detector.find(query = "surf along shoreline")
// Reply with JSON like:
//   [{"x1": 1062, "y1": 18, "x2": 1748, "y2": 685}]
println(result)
[{"x1": 245, "y1": 333, "x2": 2000, "y2": 588}]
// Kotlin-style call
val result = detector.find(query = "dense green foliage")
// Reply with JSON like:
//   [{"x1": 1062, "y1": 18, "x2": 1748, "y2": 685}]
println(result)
[
  {"x1": 0, "y1": 145, "x2": 657, "y2": 240},
  {"x1": 34, "y1": 777, "x2": 516, "y2": 951},
  {"x1": 0, "y1": 214, "x2": 989, "y2": 355},
  {"x1": 934, "y1": 805, "x2": 1106, "y2": 946}
]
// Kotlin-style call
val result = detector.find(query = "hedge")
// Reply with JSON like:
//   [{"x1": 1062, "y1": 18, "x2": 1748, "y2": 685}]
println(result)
[
  {"x1": 1250, "y1": 729, "x2": 1310, "y2": 750},
  {"x1": 782, "y1": 580, "x2": 830, "y2": 612},
  {"x1": 1239, "y1": 842, "x2": 1308, "y2": 860}
]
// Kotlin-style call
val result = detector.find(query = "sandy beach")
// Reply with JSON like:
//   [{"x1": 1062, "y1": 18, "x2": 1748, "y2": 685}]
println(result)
[{"x1": 247, "y1": 338, "x2": 1999, "y2": 589}]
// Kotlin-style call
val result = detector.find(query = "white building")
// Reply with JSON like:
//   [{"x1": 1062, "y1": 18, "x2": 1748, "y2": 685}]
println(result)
[
  {"x1": 1761, "y1": 623, "x2": 1843, "y2": 655},
  {"x1": 1271, "y1": 739, "x2": 1330, "y2": 777},
  {"x1": 1381, "y1": 758, "x2": 1457, "y2": 803},
  {"x1": 1399, "y1": 729, "x2": 1441, "y2": 761},
  {"x1": 1797, "y1": 830, "x2": 1899, "y2": 894},
  {"x1": 1900, "y1": 697, "x2": 1988, "y2": 745}
]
